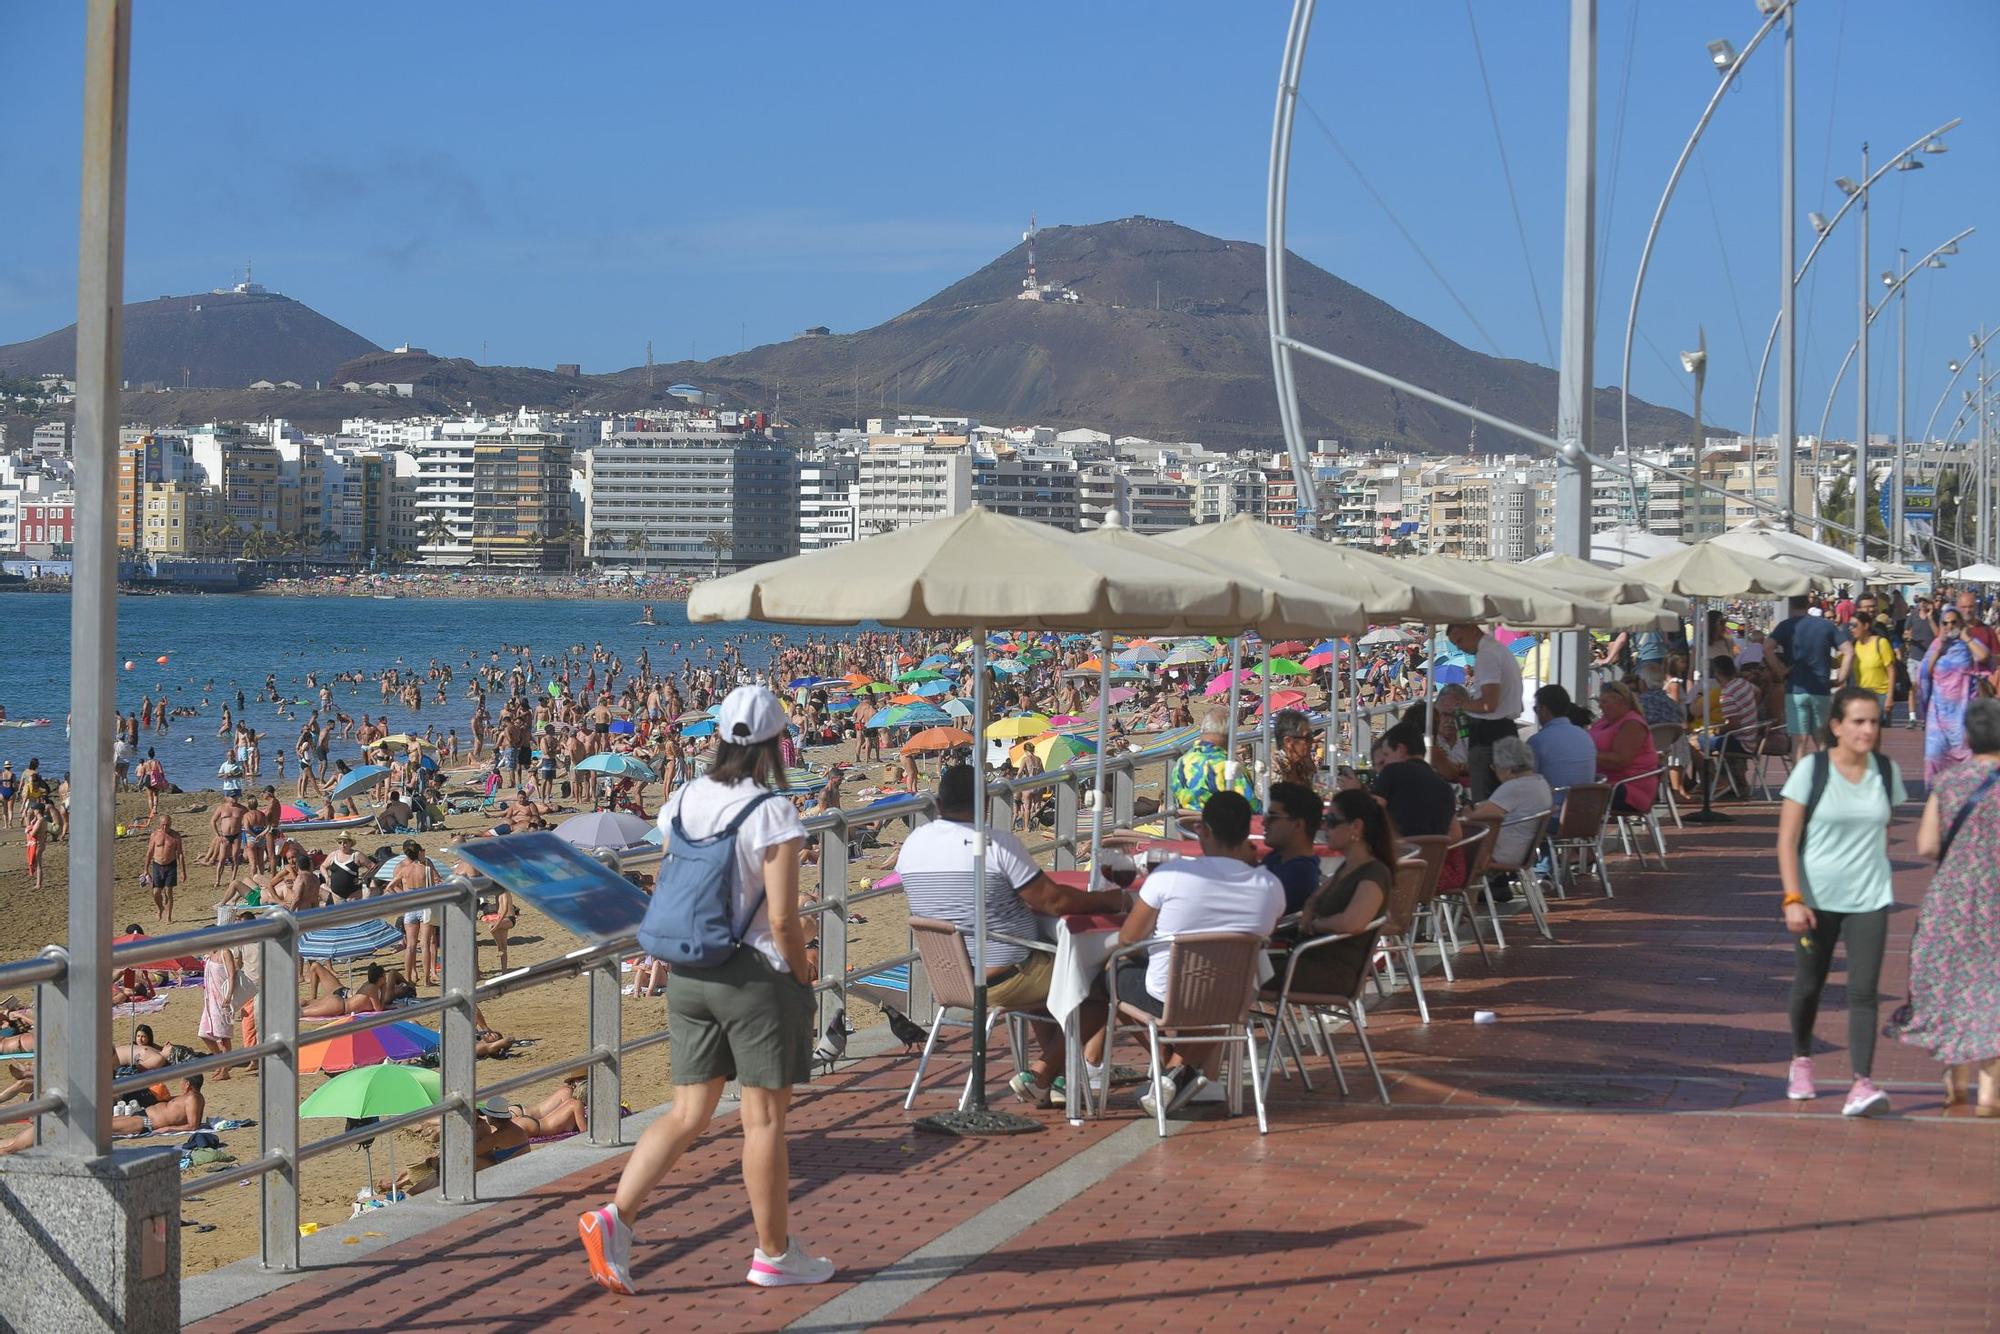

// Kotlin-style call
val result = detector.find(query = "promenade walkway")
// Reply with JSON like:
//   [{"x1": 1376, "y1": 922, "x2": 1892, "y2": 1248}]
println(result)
[{"x1": 189, "y1": 729, "x2": 2000, "y2": 1331}]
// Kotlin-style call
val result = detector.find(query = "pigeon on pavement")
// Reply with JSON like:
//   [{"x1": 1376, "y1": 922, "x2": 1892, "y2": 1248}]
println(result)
[{"x1": 883, "y1": 1004, "x2": 928, "y2": 1053}]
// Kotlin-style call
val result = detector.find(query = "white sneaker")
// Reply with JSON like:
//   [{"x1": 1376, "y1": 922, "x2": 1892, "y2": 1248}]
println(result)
[
  {"x1": 577, "y1": 1203, "x2": 636, "y2": 1295},
  {"x1": 748, "y1": 1239, "x2": 836, "y2": 1287}
]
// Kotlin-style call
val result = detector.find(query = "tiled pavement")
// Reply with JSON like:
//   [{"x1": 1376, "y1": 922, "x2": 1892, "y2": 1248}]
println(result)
[{"x1": 191, "y1": 730, "x2": 2000, "y2": 1331}]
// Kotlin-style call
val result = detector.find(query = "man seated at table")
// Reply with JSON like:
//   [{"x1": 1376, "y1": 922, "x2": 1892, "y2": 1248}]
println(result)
[
  {"x1": 896, "y1": 765, "x2": 1127, "y2": 1109},
  {"x1": 1167, "y1": 708, "x2": 1256, "y2": 821},
  {"x1": 1526, "y1": 684, "x2": 1599, "y2": 805},
  {"x1": 1087, "y1": 791, "x2": 1285, "y2": 1117},
  {"x1": 1353, "y1": 725, "x2": 1455, "y2": 838},
  {"x1": 1260, "y1": 781, "x2": 1325, "y2": 914}
]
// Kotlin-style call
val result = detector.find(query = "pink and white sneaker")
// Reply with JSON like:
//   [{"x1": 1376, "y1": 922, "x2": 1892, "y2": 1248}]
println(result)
[
  {"x1": 748, "y1": 1239, "x2": 836, "y2": 1287},
  {"x1": 578, "y1": 1203, "x2": 636, "y2": 1294},
  {"x1": 1786, "y1": 1057, "x2": 1816, "y2": 1101},
  {"x1": 1842, "y1": 1076, "x2": 1890, "y2": 1118}
]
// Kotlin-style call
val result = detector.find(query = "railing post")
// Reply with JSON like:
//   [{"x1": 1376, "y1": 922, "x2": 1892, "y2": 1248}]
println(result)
[
  {"x1": 1112, "y1": 768, "x2": 1135, "y2": 828},
  {"x1": 586, "y1": 952, "x2": 622, "y2": 1148},
  {"x1": 1053, "y1": 776, "x2": 1079, "y2": 870},
  {"x1": 438, "y1": 881, "x2": 479, "y2": 1204},
  {"x1": 259, "y1": 917, "x2": 299, "y2": 1271},
  {"x1": 816, "y1": 817, "x2": 848, "y2": 1034}
]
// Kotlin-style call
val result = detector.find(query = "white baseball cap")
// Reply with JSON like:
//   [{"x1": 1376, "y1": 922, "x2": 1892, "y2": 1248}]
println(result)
[{"x1": 717, "y1": 684, "x2": 787, "y2": 745}]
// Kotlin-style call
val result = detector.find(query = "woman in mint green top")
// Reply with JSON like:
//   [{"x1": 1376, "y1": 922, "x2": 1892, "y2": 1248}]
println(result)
[{"x1": 1776, "y1": 687, "x2": 1907, "y2": 1118}]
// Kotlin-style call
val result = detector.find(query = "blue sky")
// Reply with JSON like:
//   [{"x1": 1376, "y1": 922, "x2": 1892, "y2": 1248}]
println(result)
[{"x1": 4, "y1": 1, "x2": 1995, "y2": 441}]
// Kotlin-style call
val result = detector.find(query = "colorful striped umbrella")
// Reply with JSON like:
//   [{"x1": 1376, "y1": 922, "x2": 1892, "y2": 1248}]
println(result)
[{"x1": 299, "y1": 1019, "x2": 440, "y2": 1074}]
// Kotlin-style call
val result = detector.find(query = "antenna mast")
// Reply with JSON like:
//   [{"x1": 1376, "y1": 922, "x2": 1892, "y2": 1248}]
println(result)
[
  {"x1": 646, "y1": 339, "x2": 655, "y2": 390},
  {"x1": 1024, "y1": 212, "x2": 1038, "y2": 292}
]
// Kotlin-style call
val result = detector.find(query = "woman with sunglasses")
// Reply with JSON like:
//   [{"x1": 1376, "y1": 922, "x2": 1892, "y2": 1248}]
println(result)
[{"x1": 1917, "y1": 606, "x2": 1991, "y2": 782}]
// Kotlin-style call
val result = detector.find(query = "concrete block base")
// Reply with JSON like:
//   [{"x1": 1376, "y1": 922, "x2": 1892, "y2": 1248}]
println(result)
[{"x1": 0, "y1": 1145, "x2": 180, "y2": 1333}]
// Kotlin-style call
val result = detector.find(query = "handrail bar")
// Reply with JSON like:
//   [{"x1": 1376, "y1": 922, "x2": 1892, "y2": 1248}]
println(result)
[
  {"x1": 0, "y1": 948, "x2": 68, "y2": 991},
  {"x1": 297, "y1": 1094, "x2": 470, "y2": 1164},
  {"x1": 111, "y1": 1038, "x2": 290, "y2": 1096},
  {"x1": 181, "y1": 1152, "x2": 288, "y2": 1197},
  {"x1": 0, "y1": 1094, "x2": 65, "y2": 1126}
]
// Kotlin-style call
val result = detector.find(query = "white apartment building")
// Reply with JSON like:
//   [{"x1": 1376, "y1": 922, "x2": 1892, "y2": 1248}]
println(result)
[
  {"x1": 412, "y1": 430, "x2": 477, "y2": 562},
  {"x1": 584, "y1": 426, "x2": 796, "y2": 570},
  {"x1": 798, "y1": 454, "x2": 859, "y2": 551},
  {"x1": 856, "y1": 436, "x2": 974, "y2": 533},
  {"x1": 1194, "y1": 466, "x2": 1269, "y2": 524},
  {"x1": 1078, "y1": 463, "x2": 1192, "y2": 533}
]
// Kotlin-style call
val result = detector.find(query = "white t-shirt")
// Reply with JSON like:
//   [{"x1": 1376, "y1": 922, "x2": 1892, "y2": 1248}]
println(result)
[
  {"x1": 1469, "y1": 636, "x2": 1525, "y2": 721},
  {"x1": 1136, "y1": 856, "x2": 1285, "y2": 1000},
  {"x1": 657, "y1": 776, "x2": 808, "y2": 971},
  {"x1": 1485, "y1": 774, "x2": 1553, "y2": 867},
  {"x1": 895, "y1": 820, "x2": 1045, "y2": 967}
]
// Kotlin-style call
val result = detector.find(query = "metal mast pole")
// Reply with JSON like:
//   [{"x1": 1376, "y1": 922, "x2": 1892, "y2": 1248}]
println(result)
[
  {"x1": 1854, "y1": 143, "x2": 1871, "y2": 562},
  {"x1": 1777, "y1": 3, "x2": 1797, "y2": 531},
  {"x1": 55, "y1": 0, "x2": 131, "y2": 1156},
  {"x1": 1893, "y1": 248, "x2": 1908, "y2": 558},
  {"x1": 1552, "y1": 0, "x2": 1597, "y2": 698},
  {"x1": 1983, "y1": 328, "x2": 1992, "y2": 561}
]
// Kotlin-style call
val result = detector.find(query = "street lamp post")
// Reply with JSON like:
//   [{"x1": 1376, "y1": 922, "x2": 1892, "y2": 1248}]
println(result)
[
  {"x1": 1853, "y1": 144, "x2": 1871, "y2": 561},
  {"x1": 1891, "y1": 251, "x2": 1907, "y2": 556}
]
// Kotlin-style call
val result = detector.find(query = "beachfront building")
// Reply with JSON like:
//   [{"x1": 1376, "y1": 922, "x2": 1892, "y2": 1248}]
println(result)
[
  {"x1": 19, "y1": 495, "x2": 74, "y2": 556},
  {"x1": 114, "y1": 432, "x2": 193, "y2": 552},
  {"x1": 187, "y1": 425, "x2": 283, "y2": 554},
  {"x1": 856, "y1": 433, "x2": 974, "y2": 533},
  {"x1": 971, "y1": 443, "x2": 1079, "y2": 530},
  {"x1": 138, "y1": 480, "x2": 220, "y2": 557},
  {"x1": 583, "y1": 423, "x2": 796, "y2": 570},
  {"x1": 1077, "y1": 462, "x2": 1193, "y2": 532},
  {"x1": 472, "y1": 428, "x2": 573, "y2": 570},
  {"x1": 411, "y1": 427, "x2": 476, "y2": 564},
  {"x1": 798, "y1": 452, "x2": 859, "y2": 552}
]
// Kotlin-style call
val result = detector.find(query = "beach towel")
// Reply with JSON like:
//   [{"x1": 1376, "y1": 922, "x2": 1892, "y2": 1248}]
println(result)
[{"x1": 114, "y1": 996, "x2": 171, "y2": 1016}]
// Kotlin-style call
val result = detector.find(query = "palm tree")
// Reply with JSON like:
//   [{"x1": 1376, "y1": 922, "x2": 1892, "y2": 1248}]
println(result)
[
  {"x1": 419, "y1": 513, "x2": 456, "y2": 556},
  {"x1": 551, "y1": 521, "x2": 585, "y2": 572},
  {"x1": 702, "y1": 530, "x2": 732, "y2": 576},
  {"x1": 319, "y1": 527, "x2": 344, "y2": 566}
]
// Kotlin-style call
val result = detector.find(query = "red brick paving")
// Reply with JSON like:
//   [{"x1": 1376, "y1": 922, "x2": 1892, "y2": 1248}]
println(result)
[{"x1": 194, "y1": 730, "x2": 2000, "y2": 1331}]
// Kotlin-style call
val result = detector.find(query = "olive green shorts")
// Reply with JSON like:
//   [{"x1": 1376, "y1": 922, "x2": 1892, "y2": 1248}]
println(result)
[{"x1": 666, "y1": 947, "x2": 815, "y2": 1088}]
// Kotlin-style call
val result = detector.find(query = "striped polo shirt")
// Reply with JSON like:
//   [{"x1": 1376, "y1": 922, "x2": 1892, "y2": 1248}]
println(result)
[{"x1": 895, "y1": 819, "x2": 1045, "y2": 967}]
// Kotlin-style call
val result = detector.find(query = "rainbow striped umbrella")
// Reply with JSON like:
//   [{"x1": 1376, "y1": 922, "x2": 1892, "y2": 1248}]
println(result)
[{"x1": 300, "y1": 1019, "x2": 440, "y2": 1074}]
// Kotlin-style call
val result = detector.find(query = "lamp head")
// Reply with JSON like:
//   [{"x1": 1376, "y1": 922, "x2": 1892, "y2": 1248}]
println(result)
[
  {"x1": 1707, "y1": 39, "x2": 1737, "y2": 72},
  {"x1": 1896, "y1": 155, "x2": 1924, "y2": 172},
  {"x1": 1808, "y1": 211, "x2": 1830, "y2": 236},
  {"x1": 1754, "y1": 0, "x2": 1784, "y2": 13},
  {"x1": 1834, "y1": 177, "x2": 1860, "y2": 197},
  {"x1": 1881, "y1": 271, "x2": 1896, "y2": 288},
  {"x1": 1924, "y1": 136, "x2": 1949, "y2": 155},
  {"x1": 1940, "y1": 241, "x2": 1960, "y2": 256},
  {"x1": 1928, "y1": 256, "x2": 1948, "y2": 270},
  {"x1": 1950, "y1": 361, "x2": 1962, "y2": 375}
]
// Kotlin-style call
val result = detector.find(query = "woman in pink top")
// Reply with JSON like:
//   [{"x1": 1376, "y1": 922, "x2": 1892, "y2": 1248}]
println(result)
[{"x1": 1590, "y1": 682, "x2": 1660, "y2": 813}]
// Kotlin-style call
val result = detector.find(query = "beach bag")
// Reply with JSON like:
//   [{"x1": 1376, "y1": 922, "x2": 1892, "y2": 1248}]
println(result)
[{"x1": 637, "y1": 791, "x2": 777, "y2": 967}]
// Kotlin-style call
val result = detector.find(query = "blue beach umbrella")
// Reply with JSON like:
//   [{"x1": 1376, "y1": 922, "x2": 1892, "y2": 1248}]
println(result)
[
  {"x1": 680, "y1": 719, "x2": 717, "y2": 738},
  {"x1": 328, "y1": 764, "x2": 389, "y2": 801},
  {"x1": 576, "y1": 753, "x2": 655, "y2": 782}
]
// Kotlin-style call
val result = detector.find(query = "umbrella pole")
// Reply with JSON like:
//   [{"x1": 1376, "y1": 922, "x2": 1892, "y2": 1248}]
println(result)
[
  {"x1": 1348, "y1": 642, "x2": 1361, "y2": 764},
  {"x1": 1685, "y1": 597, "x2": 1732, "y2": 824},
  {"x1": 914, "y1": 629, "x2": 1039, "y2": 1137},
  {"x1": 1224, "y1": 637, "x2": 1242, "y2": 787},
  {"x1": 1259, "y1": 646, "x2": 1273, "y2": 810},
  {"x1": 1088, "y1": 630, "x2": 1112, "y2": 888},
  {"x1": 1423, "y1": 624, "x2": 1437, "y2": 761},
  {"x1": 1323, "y1": 644, "x2": 1341, "y2": 793}
]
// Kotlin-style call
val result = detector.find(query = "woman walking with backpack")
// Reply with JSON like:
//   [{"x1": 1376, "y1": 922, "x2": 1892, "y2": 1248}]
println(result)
[
  {"x1": 1889, "y1": 697, "x2": 2000, "y2": 1112},
  {"x1": 578, "y1": 684, "x2": 830, "y2": 1294},
  {"x1": 1778, "y1": 686, "x2": 1908, "y2": 1116}
]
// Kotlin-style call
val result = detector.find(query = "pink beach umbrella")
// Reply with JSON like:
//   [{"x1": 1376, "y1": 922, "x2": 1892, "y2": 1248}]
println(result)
[{"x1": 1203, "y1": 669, "x2": 1257, "y2": 696}]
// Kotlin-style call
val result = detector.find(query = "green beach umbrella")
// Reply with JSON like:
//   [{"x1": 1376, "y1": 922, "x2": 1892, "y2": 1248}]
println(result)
[
  {"x1": 1256, "y1": 657, "x2": 1310, "y2": 677},
  {"x1": 300, "y1": 1064, "x2": 439, "y2": 1120}
]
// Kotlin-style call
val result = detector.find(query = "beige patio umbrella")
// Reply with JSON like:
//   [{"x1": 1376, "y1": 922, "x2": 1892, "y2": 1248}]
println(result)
[
  {"x1": 1621, "y1": 540, "x2": 1813, "y2": 825},
  {"x1": 1408, "y1": 554, "x2": 1617, "y2": 630},
  {"x1": 1519, "y1": 552, "x2": 1678, "y2": 606},
  {"x1": 687, "y1": 505, "x2": 1296, "y2": 1130},
  {"x1": 1156, "y1": 515, "x2": 1492, "y2": 622},
  {"x1": 1080, "y1": 513, "x2": 1368, "y2": 815},
  {"x1": 1710, "y1": 520, "x2": 1876, "y2": 585}
]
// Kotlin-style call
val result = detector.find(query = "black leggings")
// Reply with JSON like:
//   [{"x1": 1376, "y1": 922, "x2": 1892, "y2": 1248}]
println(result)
[{"x1": 1788, "y1": 906, "x2": 1889, "y2": 1076}]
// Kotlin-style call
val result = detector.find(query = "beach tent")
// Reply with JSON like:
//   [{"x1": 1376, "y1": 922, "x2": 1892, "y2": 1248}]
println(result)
[{"x1": 1945, "y1": 562, "x2": 2000, "y2": 585}]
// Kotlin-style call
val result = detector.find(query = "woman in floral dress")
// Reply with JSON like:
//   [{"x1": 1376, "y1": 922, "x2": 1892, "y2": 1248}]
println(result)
[
  {"x1": 1915, "y1": 608, "x2": 1991, "y2": 782},
  {"x1": 1891, "y1": 697, "x2": 2000, "y2": 1112}
]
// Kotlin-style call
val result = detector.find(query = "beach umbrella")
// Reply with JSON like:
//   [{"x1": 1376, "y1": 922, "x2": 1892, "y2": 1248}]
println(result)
[
  {"x1": 112, "y1": 932, "x2": 200, "y2": 975},
  {"x1": 855, "y1": 682, "x2": 899, "y2": 695},
  {"x1": 576, "y1": 753, "x2": 654, "y2": 782},
  {"x1": 1158, "y1": 515, "x2": 1488, "y2": 622},
  {"x1": 1267, "y1": 640, "x2": 1309, "y2": 657},
  {"x1": 828, "y1": 698, "x2": 859, "y2": 713},
  {"x1": 895, "y1": 669, "x2": 945, "y2": 684},
  {"x1": 1203, "y1": 669, "x2": 1259, "y2": 696},
  {"x1": 680, "y1": 719, "x2": 716, "y2": 738},
  {"x1": 556, "y1": 810, "x2": 656, "y2": 850},
  {"x1": 986, "y1": 715, "x2": 1052, "y2": 738},
  {"x1": 1359, "y1": 627, "x2": 1413, "y2": 646},
  {"x1": 988, "y1": 659, "x2": 1026, "y2": 676},
  {"x1": 940, "y1": 698, "x2": 973, "y2": 719},
  {"x1": 1255, "y1": 657, "x2": 1310, "y2": 677},
  {"x1": 376, "y1": 735, "x2": 428, "y2": 752},
  {"x1": 910, "y1": 679, "x2": 954, "y2": 697},
  {"x1": 1163, "y1": 643, "x2": 1214, "y2": 666},
  {"x1": 841, "y1": 673, "x2": 874, "y2": 687},
  {"x1": 1589, "y1": 524, "x2": 1688, "y2": 568},
  {"x1": 1103, "y1": 686, "x2": 1138, "y2": 706},
  {"x1": 1408, "y1": 554, "x2": 1612, "y2": 629},
  {"x1": 608, "y1": 719, "x2": 637, "y2": 736},
  {"x1": 300, "y1": 1020, "x2": 441, "y2": 1075},
  {"x1": 1252, "y1": 689, "x2": 1309, "y2": 715},
  {"x1": 1114, "y1": 645, "x2": 1166, "y2": 665},
  {"x1": 920, "y1": 654, "x2": 953, "y2": 669},
  {"x1": 901, "y1": 727, "x2": 974, "y2": 756},
  {"x1": 279, "y1": 802, "x2": 318, "y2": 823},
  {"x1": 300, "y1": 1063, "x2": 440, "y2": 1205},
  {"x1": 1946, "y1": 562, "x2": 2000, "y2": 584},
  {"x1": 1710, "y1": 520, "x2": 1873, "y2": 583},
  {"x1": 328, "y1": 764, "x2": 389, "y2": 801},
  {"x1": 1302, "y1": 651, "x2": 1335, "y2": 669}
]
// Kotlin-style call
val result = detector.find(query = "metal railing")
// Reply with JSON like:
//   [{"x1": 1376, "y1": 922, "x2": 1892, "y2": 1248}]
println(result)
[{"x1": 0, "y1": 727, "x2": 1220, "y2": 1276}]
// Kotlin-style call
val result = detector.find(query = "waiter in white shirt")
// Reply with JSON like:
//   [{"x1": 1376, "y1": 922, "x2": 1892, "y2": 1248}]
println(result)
[{"x1": 1446, "y1": 622, "x2": 1525, "y2": 801}]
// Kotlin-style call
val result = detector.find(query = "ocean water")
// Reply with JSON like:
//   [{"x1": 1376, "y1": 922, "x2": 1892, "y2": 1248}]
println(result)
[{"x1": 4, "y1": 592, "x2": 812, "y2": 780}]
